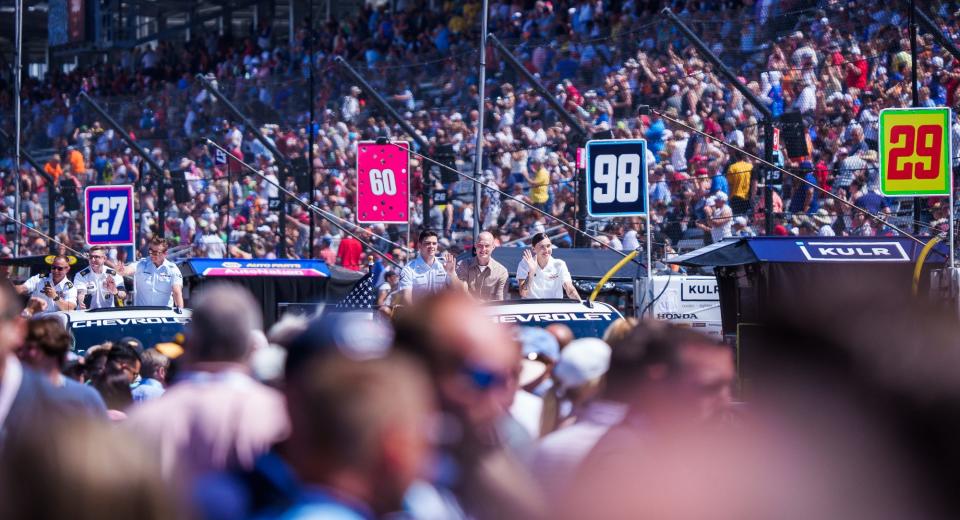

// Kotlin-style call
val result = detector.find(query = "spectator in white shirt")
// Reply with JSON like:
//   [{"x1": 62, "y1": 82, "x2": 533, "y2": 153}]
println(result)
[
  {"x1": 794, "y1": 80, "x2": 818, "y2": 114},
  {"x1": 722, "y1": 118, "x2": 744, "y2": 149}
]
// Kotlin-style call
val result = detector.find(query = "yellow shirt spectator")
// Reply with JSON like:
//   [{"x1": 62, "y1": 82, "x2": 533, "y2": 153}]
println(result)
[
  {"x1": 726, "y1": 160, "x2": 753, "y2": 200},
  {"x1": 529, "y1": 165, "x2": 550, "y2": 205}
]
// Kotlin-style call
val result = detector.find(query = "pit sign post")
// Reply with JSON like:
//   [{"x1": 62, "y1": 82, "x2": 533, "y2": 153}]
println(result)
[
  {"x1": 879, "y1": 108, "x2": 951, "y2": 197},
  {"x1": 356, "y1": 141, "x2": 410, "y2": 224},
  {"x1": 84, "y1": 185, "x2": 135, "y2": 246},
  {"x1": 879, "y1": 107, "x2": 954, "y2": 267},
  {"x1": 585, "y1": 139, "x2": 648, "y2": 217},
  {"x1": 586, "y1": 139, "x2": 653, "y2": 312}
]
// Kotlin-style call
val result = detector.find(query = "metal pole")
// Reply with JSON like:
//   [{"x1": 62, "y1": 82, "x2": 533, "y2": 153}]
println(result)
[
  {"x1": 196, "y1": 74, "x2": 291, "y2": 165},
  {"x1": 207, "y1": 139, "x2": 404, "y2": 269},
  {"x1": 645, "y1": 187, "x2": 653, "y2": 317},
  {"x1": 949, "y1": 156, "x2": 956, "y2": 268},
  {"x1": 487, "y1": 33, "x2": 590, "y2": 244},
  {"x1": 225, "y1": 168, "x2": 231, "y2": 258},
  {"x1": 0, "y1": 128, "x2": 55, "y2": 241},
  {"x1": 661, "y1": 9, "x2": 772, "y2": 119},
  {"x1": 196, "y1": 73, "x2": 290, "y2": 257},
  {"x1": 487, "y1": 34, "x2": 588, "y2": 137},
  {"x1": 79, "y1": 92, "x2": 166, "y2": 240},
  {"x1": 288, "y1": 0, "x2": 295, "y2": 48},
  {"x1": 473, "y1": 0, "x2": 489, "y2": 246},
  {"x1": 333, "y1": 56, "x2": 432, "y2": 231},
  {"x1": 910, "y1": 0, "x2": 922, "y2": 235},
  {"x1": 763, "y1": 121, "x2": 775, "y2": 235},
  {"x1": 332, "y1": 58, "x2": 428, "y2": 150},
  {"x1": 912, "y1": 3, "x2": 957, "y2": 264},
  {"x1": 661, "y1": 7, "x2": 776, "y2": 234},
  {"x1": 308, "y1": 0, "x2": 316, "y2": 258},
  {"x1": 913, "y1": 5, "x2": 960, "y2": 63},
  {"x1": 13, "y1": 0, "x2": 23, "y2": 256},
  {"x1": 576, "y1": 154, "x2": 588, "y2": 246}
]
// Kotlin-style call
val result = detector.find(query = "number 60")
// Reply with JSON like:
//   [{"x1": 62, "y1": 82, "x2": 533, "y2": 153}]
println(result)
[{"x1": 368, "y1": 168, "x2": 397, "y2": 196}]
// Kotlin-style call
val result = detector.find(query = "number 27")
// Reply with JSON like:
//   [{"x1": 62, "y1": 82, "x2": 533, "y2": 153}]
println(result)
[
  {"x1": 888, "y1": 124, "x2": 942, "y2": 180},
  {"x1": 90, "y1": 196, "x2": 128, "y2": 236}
]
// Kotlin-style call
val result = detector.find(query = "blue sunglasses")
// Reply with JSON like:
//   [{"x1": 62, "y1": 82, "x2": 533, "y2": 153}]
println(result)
[{"x1": 461, "y1": 364, "x2": 509, "y2": 391}]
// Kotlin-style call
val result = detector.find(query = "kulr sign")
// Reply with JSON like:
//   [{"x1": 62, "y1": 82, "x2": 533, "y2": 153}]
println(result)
[{"x1": 796, "y1": 241, "x2": 910, "y2": 262}]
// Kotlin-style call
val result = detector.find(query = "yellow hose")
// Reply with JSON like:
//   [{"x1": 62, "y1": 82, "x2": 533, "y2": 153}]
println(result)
[
  {"x1": 590, "y1": 250, "x2": 639, "y2": 302},
  {"x1": 913, "y1": 236, "x2": 942, "y2": 296}
]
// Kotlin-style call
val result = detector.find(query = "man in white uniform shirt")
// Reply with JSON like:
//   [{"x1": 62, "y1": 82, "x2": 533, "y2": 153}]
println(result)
[
  {"x1": 74, "y1": 245, "x2": 126, "y2": 309},
  {"x1": 517, "y1": 233, "x2": 581, "y2": 300},
  {"x1": 15, "y1": 255, "x2": 78, "y2": 313},
  {"x1": 112, "y1": 238, "x2": 184, "y2": 307},
  {"x1": 399, "y1": 230, "x2": 452, "y2": 304}
]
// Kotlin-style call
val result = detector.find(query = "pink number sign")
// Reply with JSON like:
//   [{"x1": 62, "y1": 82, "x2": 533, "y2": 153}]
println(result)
[{"x1": 356, "y1": 141, "x2": 410, "y2": 224}]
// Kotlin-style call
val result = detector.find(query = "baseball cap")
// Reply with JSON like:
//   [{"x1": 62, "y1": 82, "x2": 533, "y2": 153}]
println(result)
[
  {"x1": 284, "y1": 312, "x2": 393, "y2": 379},
  {"x1": 516, "y1": 327, "x2": 561, "y2": 387},
  {"x1": 118, "y1": 337, "x2": 144, "y2": 355},
  {"x1": 553, "y1": 338, "x2": 612, "y2": 391}
]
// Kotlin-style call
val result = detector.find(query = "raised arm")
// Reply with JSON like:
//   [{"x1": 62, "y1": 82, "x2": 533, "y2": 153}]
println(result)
[
  {"x1": 107, "y1": 259, "x2": 138, "y2": 277},
  {"x1": 517, "y1": 249, "x2": 538, "y2": 298}
]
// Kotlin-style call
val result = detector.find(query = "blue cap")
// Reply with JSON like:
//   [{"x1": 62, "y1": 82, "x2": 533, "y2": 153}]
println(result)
[
  {"x1": 284, "y1": 312, "x2": 393, "y2": 378},
  {"x1": 515, "y1": 327, "x2": 560, "y2": 362}
]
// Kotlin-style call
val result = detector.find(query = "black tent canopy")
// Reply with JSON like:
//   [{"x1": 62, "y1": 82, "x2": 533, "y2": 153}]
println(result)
[
  {"x1": 179, "y1": 258, "x2": 362, "y2": 328},
  {"x1": 668, "y1": 237, "x2": 949, "y2": 337}
]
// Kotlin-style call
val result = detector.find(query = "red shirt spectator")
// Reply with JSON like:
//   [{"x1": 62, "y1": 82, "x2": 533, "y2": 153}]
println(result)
[
  {"x1": 845, "y1": 56, "x2": 868, "y2": 90},
  {"x1": 227, "y1": 146, "x2": 244, "y2": 177},
  {"x1": 815, "y1": 160, "x2": 831, "y2": 192},
  {"x1": 336, "y1": 236, "x2": 363, "y2": 271},
  {"x1": 277, "y1": 131, "x2": 300, "y2": 157}
]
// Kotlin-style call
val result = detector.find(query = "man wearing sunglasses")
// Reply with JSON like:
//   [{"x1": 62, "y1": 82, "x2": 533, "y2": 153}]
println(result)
[
  {"x1": 111, "y1": 238, "x2": 184, "y2": 308},
  {"x1": 74, "y1": 245, "x2": 126, "y2": 309},
  {"x1": 15, "y1": 255, "x2": 78, "y2": 313}
]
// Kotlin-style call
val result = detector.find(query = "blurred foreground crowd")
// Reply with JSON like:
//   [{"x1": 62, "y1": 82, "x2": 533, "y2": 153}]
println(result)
[
  {"x1": 2, "y1": 0, "x2": 960, "y2": 263},
  {"x1": 2, "y1": 279, "x2": 960, "y2": 519}
]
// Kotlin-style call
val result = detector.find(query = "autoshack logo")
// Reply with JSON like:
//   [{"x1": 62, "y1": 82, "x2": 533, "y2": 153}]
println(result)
[{"x1": 797, "y1": 241, "x2": 910, "y2": 262}]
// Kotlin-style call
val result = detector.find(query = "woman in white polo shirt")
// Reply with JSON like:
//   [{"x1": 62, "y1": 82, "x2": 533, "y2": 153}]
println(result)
[{"x1": 517, "y1": 233, "x2": 581, "y2": 300}]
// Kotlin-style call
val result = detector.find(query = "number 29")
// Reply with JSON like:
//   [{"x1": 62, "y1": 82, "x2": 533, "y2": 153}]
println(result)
[{"x1": 887, "y1": 124, "x2": 943, "y2": 180}]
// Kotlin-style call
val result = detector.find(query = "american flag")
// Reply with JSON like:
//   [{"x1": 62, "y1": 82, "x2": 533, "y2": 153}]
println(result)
[{"x1": 336, "y1": 272, "x2": 378, "y2": 309}]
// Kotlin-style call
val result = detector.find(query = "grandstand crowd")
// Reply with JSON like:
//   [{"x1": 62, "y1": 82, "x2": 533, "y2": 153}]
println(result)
[
  {"x1": 4, "y1": 2, "x2": 960, "y2": 520},
  {"x1": 2, "y1": 0, "x2": 960, "y2": 264}
]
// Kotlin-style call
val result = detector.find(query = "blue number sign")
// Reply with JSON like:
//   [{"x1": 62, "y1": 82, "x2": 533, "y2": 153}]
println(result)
[
  {"x1": 85, "y1": 185, "x2": 135, "y2": 246},
  {"x1": 585, "y1": 139, "x2": 648, "y2": 217}
]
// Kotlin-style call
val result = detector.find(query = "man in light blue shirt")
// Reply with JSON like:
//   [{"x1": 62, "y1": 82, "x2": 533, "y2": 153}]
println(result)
[
  {"x1": 112, "y1": 238, "x2": 184, "y2": 307},
  {"x1": 399, "y1": 230, "x2": 452, "y2": 304},
  {"x1": 132, "y1": 348, "x2": 168, "y2": 402}
]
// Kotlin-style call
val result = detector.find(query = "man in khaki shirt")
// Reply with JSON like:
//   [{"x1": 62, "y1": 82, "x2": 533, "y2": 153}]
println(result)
[{"x1": 451, "y1": 231, "x2": 509, "y2": 301}]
